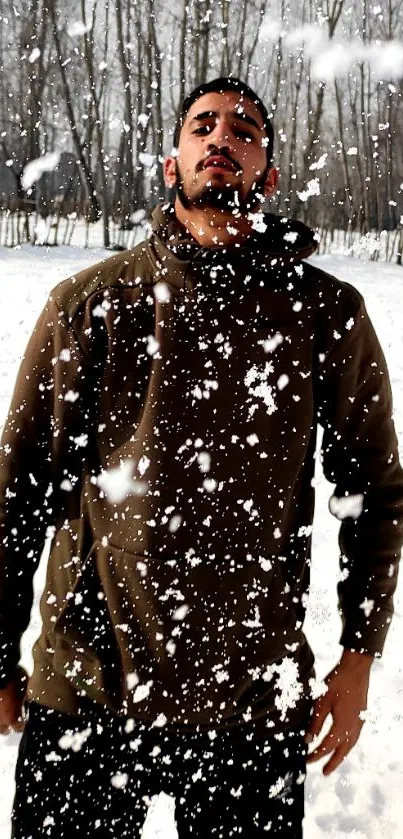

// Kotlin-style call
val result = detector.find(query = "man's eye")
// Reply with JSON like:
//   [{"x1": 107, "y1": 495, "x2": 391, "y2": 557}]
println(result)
[
  {"x1": 193, "y1": 125, "x2": 211, "y2": 134},
  {"x1": 236, "y1": 129, "x2": 253, "y2": 140}
]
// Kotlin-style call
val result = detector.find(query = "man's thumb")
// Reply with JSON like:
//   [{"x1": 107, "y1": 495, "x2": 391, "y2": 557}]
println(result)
[{"x1": 305, "y1": 696, "x2": 331, "y2": 743}]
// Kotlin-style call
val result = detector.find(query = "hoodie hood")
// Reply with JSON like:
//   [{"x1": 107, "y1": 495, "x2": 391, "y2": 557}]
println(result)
[{"x1": 147, "y1": 202, "x2": 318, "y2": 291}]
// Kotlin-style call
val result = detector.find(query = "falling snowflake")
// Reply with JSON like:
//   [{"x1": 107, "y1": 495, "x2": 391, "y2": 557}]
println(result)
[
  {"x1": 111, "y1": 772, "x2": 129, "y2": 789},
  {"x1": 244, "y1": 362, "x2": 277, "y2": 416},
  {"x1": 97, "y1": 459, "x2": 148, "y2": 504},
  {"x1": 360, "y1": 598, "x2": 375, "y2": 618},
  {"x1": 297, "y1": 178, "x2": 321, "y2": 202},
  {"x1": 58, "y1": 727, "x2": 92, "y2": 753},
  {"x1": 21, "y1": 151, "x2": 61, "y2": 191},
  {"x1": 329, "y1": 493, "x2": 364, "y2": 520},
  {"x1": 273, "y1": 658, "x2": 303, "y2": 722}
]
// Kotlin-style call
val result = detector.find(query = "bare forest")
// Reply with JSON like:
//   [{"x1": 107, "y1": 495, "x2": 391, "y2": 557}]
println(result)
[{"x1": 1, "y1": 0, "x2": 403, "y2": 258}]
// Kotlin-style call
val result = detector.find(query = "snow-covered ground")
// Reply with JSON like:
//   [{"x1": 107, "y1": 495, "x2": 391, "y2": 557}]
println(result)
[{"x1": 0, "y1": 243, "x2": 402, "y2": 839}]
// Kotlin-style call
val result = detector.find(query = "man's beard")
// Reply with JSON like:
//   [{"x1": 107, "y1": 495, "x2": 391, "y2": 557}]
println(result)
[{"x1": 174, "y1": 161, "x2": 267, "y2": 214}]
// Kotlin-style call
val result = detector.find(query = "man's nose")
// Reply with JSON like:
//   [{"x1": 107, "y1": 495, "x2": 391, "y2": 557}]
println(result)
[{"x1": 207, "y1": 119, "x2": 234, "y2": 149}]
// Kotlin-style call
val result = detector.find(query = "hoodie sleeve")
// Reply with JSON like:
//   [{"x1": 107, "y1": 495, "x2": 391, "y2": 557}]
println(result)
[
  {"x1": 0, "y1": 296, "x2": 96, "y2": 687},
  {"x1": 317, "y1": 294, "x2": 403, "y2": 657}
]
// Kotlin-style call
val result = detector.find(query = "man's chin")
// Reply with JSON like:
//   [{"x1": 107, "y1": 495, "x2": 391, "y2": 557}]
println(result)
[
  {"x1": 195, "y1": 187, "x2": 240, "y2": 210},
  {"x1": 177, "y1": 183, "x2": 258, "y2": 213}
]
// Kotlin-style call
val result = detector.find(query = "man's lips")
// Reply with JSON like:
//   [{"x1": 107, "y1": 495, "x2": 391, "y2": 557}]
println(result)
[{"x1": 202, "y1": 155, "x2": 238, "y2": 173}]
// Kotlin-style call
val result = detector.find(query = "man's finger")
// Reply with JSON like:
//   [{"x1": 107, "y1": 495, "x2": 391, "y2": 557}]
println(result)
[
  {"x1": 322, "y1": 739, "x2": 356, "y2": 775},
  {"x1": 306, "y1": 725, "x2": 352, "y2": 763},
  {"x1": 305, "y1": 697, "x2": 331, "y2": 742}
]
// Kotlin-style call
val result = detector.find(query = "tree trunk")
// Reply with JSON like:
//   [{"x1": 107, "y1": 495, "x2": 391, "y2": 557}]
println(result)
[
  {"x1": 80, "y1": 0, "x2": 110, "y2": 247},
  {"x1": 115, "y1": 0, "x2": 135, "y2": 224},
  {"x1": 48, "y1": 0, "x2": 101, "y2": 223}
]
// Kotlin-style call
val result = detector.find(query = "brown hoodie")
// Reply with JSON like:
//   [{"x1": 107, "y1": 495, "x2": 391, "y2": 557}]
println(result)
[{"x1": 1, "y1": 203, "x2": 402, "y2": 731}]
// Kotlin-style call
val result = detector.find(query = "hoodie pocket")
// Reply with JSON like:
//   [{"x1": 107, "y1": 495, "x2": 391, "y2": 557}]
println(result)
[
  {"x1": 52, "y1": 542, "x2": 304, "y2": 725},
  {"x1": 51, "y1": 545, "x2": 123, "y2": 711}
]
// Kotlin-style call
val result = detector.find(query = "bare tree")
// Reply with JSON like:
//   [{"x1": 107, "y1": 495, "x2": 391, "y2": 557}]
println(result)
[
  {"x1": 303, "y1": 0, "x2": 346, "y2": 172},
  {"x1": 114, "y1": 0, "x2": 135, "y2": 226},
  {"x1": 79, "y1": 0, "x2": 111, "y2": 246},
  {"x1": 48, "y1": 0, "x2": 101, "y2": 224},
  {"x1": 2, "y1": 0, "x2": 403, "y2": 254}
]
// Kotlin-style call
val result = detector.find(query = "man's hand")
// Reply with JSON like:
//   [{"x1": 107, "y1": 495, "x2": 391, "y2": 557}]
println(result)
[
  {"x1": 0, "y1": 667, "x2": 28, "y2": 735},
  {"x1": 305, "y1": 649, "x2": 373, "y2": 775}
]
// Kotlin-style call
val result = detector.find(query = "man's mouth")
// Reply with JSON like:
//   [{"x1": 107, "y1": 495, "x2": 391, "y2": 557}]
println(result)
[{"x1": 202, "y1": 155, "x2": 238, "y2": 173}]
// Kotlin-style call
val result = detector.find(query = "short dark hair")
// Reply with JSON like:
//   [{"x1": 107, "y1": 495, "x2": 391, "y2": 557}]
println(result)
[{"x1": 173, "y1": 76, "x2": 274, "y2": 168}]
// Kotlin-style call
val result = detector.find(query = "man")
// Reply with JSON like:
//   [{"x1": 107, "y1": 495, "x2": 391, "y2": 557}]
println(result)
[{"x1": 1, "y1": 77, "x2": 402, "y2": 838}]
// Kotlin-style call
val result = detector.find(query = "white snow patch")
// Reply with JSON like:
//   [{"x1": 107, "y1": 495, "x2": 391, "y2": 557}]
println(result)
[
  {"x1": 139, "y1": 153, "x2": 157, "y2": 168},
  {"x1": 329, "y1": 493, "x2": 364, "y2": 520},
  {"x1": 258, "y1": 21, "x2": 282, "y2": 42},
  {"x1": 152, "y1": 713, "x2": 168, "y2": 728},
  {"x1": 259, "y1": 557, "x2": 273, "y2": 572},
  {"x1": 309, "y1": 153, "x2": 328, "y2": 171},
  {"x1": 97, "y1": 459, "x2": 148, "y2": 504},
  {"x1": 154, "y1": 282, "x2": 171, "y2": 303},
  {"x1": 28, "y1": 48, "x2": 41, "y2": 63},
  {"x1": 197, "y1": 451, "x2": 211, "y2": 473},
  {"x1": 260, "y1": 332, "x2": 283, "y2": 353},
  {"x1": 140, "y1": 792, "x2": 178, "y2": 839},
  {"x1": 146, "y1": 335, "x2": 160, "y2": 356},
  {"x1": 72, "y1": 433, "x2": 88, "y2": 448},
  {"x1": 244, "y1": 362, "x2": 277, "y2": 416},
  {"x1": 277, "y1": 374, "x2": 289, "y2": 390},
  {"x1": 284, "y1": 23, "x2": 326, "y2": 54},
  {"x1": 273, "y1": 658, "x2": 303, "y2": 722},
  {"x1": 67, "y1": 20, "x2": 92, "y2": 37},
  {"x1": 247, "y1": 211, "x2": 267, "y2": 233},
  {"x1": 172, "y1": 604, "x2": 189, "y2": 621},
  {"x1": 203, "y1": 478, "x2": 217, "y2": 492},
  {"x1": 283, "y1": 231, "x2": 298, "y2": 244},
  {"x1": 297, "y1": 178, "x2": 321, "y2": 203},
  {"x1": 138, "y1": 455, "x2": 150, "y2": 476},
  {"x1": 360, "y1": 598, "x2": 375, "y2": 618},
  {"x1": 168, "y1": 514, "x2": 182, "y2": 533},
  {"x1": 58, "y1": 727, "x2": 92, "y2": 753},
  {"x1": 137, "y1": 113, "x2": 150, "y2": 129},
  {"x1": 64, "y1": 390, "x2": 79, "y2": 403},
  {"x1": 168, "y1": 513, "x2": 183, "y2": 533},
  {"x1": 132, "y1": 681, "x2": 153, "y2": 703},
  {"x1": 21, "y1": 151, "x2": 61, "y2": 191},
  {"x1": 111, "y1": 772, "x2": 129, "y2": 789},
  {"x1": 127, "y1": 672, "x2": 140, "y2": 691}
]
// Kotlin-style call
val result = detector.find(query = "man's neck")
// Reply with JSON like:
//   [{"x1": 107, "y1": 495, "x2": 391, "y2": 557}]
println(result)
[{"x1": 174, "y1": 198, "x2": 254, "y2": 247}]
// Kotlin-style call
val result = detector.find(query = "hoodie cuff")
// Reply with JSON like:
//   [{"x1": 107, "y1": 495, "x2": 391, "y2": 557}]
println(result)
[{"x1": 339, "y1": 607, "x2": 393, "y2": 657}]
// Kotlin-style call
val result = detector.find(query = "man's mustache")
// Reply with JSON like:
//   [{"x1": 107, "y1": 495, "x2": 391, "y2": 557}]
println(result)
[{"x1": 196, "y1": 149, "x2": 242, "y2": 174}]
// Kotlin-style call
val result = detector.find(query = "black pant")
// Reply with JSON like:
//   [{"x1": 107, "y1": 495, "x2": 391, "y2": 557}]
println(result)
[{"x1": 12, "y1": 702, "x2": 306, "y2": 838}]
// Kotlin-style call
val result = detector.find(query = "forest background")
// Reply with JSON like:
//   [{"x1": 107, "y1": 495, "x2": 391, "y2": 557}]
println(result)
[{"x1": 1, "y1": 0, "x2": 403, "y2": 257}]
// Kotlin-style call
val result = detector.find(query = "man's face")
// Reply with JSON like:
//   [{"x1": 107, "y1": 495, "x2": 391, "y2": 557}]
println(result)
[{"x1": 164, "y1": 91, "x2": 276, "y2": 213}]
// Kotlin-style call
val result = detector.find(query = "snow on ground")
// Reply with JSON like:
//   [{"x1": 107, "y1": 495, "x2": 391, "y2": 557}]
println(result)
[{"x1": 0, "y1": 244, "x2": 402, "y2": 838}]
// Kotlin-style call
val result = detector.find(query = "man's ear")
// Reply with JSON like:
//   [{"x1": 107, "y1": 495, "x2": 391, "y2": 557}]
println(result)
[
  {"x1": 163, "y1": 156, "x2": 177, "y2": 188},
  {"x1": 263, "y1": 167, "x2": 279, "y2": 198}
]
